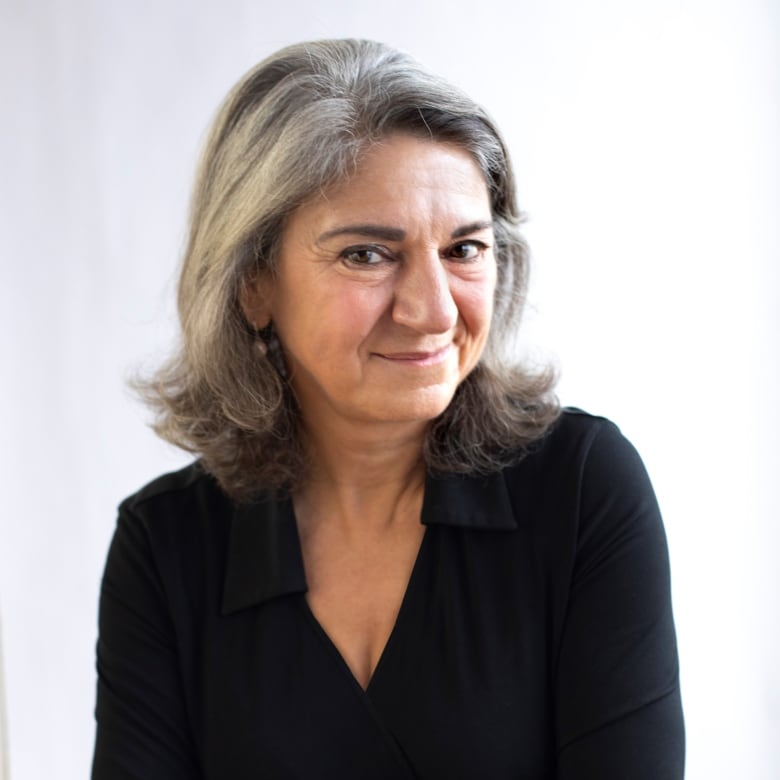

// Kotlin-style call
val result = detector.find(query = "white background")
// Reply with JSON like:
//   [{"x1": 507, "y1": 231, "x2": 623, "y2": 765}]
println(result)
[{"x1": 1, "y1": 0, "x2": 778, "y2": 777}]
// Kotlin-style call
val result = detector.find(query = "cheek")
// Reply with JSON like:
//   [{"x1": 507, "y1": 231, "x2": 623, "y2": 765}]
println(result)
[
  {"x1": 332, "y1": 286, "x2": 390, "y2": 339},
  {"x1": 455, "y1": 277, "x2": 497, "y2": 334},
  {"x1": 287, "y1": 285, "x2": 390, "y2": 358}
]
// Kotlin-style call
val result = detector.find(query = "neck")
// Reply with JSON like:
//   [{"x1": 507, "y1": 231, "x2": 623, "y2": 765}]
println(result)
[{"x1": 295, "y1": 416, "x2": 428, "y2": 536}]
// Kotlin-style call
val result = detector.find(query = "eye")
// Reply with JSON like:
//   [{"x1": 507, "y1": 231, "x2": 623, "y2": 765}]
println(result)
[
  {"x1": 340, "y1": 246, "x2": 390, "y2": 266},
  {"x1": 447, "y1": 240, "x2": 486, "y2": 262}
]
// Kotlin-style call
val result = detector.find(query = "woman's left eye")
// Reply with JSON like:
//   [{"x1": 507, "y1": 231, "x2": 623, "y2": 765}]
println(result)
[{"x1": 447, "y1": 241, "x2": 484, "y2": 261}]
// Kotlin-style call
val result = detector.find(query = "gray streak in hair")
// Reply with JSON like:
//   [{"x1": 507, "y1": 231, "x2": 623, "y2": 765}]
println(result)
[{"x1": 135, "y1": 38, "x2": 559, "y2": 500}]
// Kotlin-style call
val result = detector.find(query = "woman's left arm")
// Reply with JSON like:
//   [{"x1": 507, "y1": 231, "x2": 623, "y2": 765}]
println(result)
[{"x1": 554, "y1": 420, "x2": 685, "y2": 778}]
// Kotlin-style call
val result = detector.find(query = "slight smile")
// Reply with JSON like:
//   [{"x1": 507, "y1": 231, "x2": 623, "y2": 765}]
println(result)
[{"x1": 373, "y1": 345, "x2": 453, "y2": 367}]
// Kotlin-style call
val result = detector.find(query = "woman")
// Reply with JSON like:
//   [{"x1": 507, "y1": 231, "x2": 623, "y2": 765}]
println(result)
[{"x1": 92, "y1": 39, "x2": 684, "y2": 778}]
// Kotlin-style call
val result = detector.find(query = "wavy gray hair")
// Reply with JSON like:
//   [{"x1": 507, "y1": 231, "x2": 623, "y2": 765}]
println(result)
[{"x1": 139, "y1": 39, "x2": 558, "y2": 499}]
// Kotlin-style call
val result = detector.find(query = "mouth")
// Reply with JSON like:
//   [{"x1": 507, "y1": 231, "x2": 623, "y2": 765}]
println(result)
[{"x1": 374, "y1": 344, "x2": 453, "y2": 366}]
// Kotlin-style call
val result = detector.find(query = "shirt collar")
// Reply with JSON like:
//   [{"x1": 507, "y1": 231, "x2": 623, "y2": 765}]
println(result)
[{"x1": 220, "y1": 468, "x2": 516, "y2": 616}]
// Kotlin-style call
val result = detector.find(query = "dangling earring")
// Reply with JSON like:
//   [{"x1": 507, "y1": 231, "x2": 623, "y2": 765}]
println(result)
[{"x1": 253, "y1": 321, "x2": 272, "y2": 357}]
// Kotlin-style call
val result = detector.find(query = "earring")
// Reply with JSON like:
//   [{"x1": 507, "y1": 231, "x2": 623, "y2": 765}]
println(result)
[{"x1": 253, "y1": 321, "x2": 271, "y2": 357}]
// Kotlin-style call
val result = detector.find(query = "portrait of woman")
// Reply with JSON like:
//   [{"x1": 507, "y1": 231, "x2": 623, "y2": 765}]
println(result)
[{"x1": 91, "y1": 38, "x2": 684, "y2": 778}]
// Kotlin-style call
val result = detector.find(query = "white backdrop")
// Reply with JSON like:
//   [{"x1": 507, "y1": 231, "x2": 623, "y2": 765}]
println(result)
[{"x1": 1, "y1": 0, "x2": 777, "y2": 777}]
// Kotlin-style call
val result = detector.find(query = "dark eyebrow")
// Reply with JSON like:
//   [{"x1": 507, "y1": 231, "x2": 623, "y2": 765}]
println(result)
[
  {"x1": 317, "y1": 220, "x2": 494, "y2": 244},
  {"x1": 450, "y1": 220, "x2": 495, "y2": 239},
  {"x1": 317, "y1": 224, "x2": 406, "y2": 243}
]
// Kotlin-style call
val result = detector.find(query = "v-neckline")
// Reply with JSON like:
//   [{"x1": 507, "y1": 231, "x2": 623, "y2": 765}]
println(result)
[{"x1": 299, "y1": 524, "x2": 430, "y2": 695}]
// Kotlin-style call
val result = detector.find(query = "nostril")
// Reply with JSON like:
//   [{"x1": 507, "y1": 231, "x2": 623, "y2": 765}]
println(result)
[{"x1": 393, "y1": 294, "x2": 452, "y2": 332}]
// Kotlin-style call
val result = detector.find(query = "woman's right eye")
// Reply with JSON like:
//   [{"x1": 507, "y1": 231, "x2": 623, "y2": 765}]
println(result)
[{"x1": 340, "y1": 247, "x2": 387, "y2": 266}]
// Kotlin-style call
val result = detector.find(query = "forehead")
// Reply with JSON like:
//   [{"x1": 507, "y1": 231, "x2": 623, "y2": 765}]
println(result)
[{"x1": 291, "y1": 134, "x2": 492, "y2": 232}]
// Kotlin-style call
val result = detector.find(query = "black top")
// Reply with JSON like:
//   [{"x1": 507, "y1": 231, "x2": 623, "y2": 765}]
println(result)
[{"x1": 92, "y1": 409, "x2": 684, "y2": 779}]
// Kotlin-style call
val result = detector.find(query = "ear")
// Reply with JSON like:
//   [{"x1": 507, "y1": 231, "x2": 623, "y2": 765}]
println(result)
[{"x1": 239, "y1": 273, "x2": 272, "y2": 330}]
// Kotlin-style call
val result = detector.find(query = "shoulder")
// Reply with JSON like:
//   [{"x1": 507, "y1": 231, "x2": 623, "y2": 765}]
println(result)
[
  {"x1": 509, "y1": 406, "x2": 643, "y2": 485},
  {"x1": 113, "y1": 462, "x2": 236, "y2": 574},
  {"x1": 526, "y1": 409, "x2": 667, "y2": 575},
  {"x1": 119, "y1": 461, "x2": 228, "y2": 524},
  {"x1": 122, "y1": 460, "x2": 214, "y2": 508},
  {"x1": 104, "y1": 463, "x2": 240, "y2": 622},
  {"x1": 536, "y1": 406, "x2": 628, "y2": 457},
  {"x1": 542, "y1": 407, "x2": 656, "y2": 500},
  {"x1": 499, "y1": 408, "x2": 662, "y2": 542}
]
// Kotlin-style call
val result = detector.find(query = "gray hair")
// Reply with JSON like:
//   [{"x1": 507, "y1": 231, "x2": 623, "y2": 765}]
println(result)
[{"x1": 139, "y1": 39, "x2": 558, "y2": 499}]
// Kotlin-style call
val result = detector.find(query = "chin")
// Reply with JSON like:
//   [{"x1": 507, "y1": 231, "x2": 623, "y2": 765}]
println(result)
[{"x1": 368, "y1": 388, "x2": 456, "y2": 425}]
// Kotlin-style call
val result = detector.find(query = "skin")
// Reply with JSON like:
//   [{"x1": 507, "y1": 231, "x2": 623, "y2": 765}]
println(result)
[{"x1": 242, "y1": 133, "x2": 497, "y2": 688}]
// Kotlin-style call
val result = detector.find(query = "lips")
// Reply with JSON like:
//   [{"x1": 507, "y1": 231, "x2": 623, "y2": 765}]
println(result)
[{"x1": 374, "y1": 344, "x2": 453, "y2": 365}]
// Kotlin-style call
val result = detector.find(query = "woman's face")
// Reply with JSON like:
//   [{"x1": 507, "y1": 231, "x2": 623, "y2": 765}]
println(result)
[{"x1": 247, "y1": 133, "x2": 497, "y2": 434}]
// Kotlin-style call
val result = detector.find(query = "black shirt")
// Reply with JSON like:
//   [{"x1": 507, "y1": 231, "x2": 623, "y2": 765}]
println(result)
[{"x1": 92, "y1": 409, "x2": 684, "y2": 778}]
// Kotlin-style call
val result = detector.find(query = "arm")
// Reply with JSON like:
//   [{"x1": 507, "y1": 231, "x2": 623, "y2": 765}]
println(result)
[
  {"x1": 555, "y1": 421, "x2": 685, "y2": 778},
  {"x1": 92, "y1": 504, "x2": 201, "y2": 780}
]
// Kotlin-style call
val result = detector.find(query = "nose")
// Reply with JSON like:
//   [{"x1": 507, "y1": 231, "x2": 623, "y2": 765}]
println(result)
[{"x1": 391, "y1": 252, "x2": 458, "y2": 334}]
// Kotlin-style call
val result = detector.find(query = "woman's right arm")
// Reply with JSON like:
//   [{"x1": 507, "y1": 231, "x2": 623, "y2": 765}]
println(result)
[{"x1": 92, "y1": 505, "x2": 201, "y2": 780}]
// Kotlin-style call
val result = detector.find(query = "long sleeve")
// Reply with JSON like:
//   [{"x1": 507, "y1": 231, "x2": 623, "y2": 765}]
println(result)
[
  {"x1": 90, "y1": 413, "x2": 685, "y2": 779},
  {"x1": 92, "y1": 504, "x2": 202, "y2": 780},
  {"x1": 554, "y1": 420, "x2": 685, "y2": 778}
]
